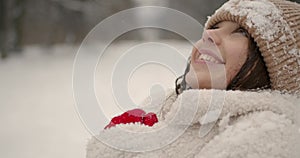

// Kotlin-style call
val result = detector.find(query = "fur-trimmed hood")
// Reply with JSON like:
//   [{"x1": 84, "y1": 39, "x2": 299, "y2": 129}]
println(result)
[{"x1": 87, "y1": 90, "x2": 300, "y2": 158}]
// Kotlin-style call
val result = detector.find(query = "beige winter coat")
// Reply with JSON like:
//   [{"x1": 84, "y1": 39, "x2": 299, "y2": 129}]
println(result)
[{"x1": 86, "y1": 89, "x2": 300, "y2": 158}]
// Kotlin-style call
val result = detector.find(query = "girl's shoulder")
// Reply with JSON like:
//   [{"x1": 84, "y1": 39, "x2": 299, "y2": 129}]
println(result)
[
  {"x1": 198, "y1": 109, "x2": 300, "y2": 158},
  {"x1": 160, "y1": 89, "x2": 299, "y2": 126}
]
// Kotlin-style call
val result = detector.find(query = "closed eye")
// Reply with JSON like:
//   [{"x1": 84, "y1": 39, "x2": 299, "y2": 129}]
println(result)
[
  {"x1": 209, "y1": 24, "x2": 219, "y2": 30},
  {"x1": 233, "y1": 27, "x2": 249, "y2": 37}
]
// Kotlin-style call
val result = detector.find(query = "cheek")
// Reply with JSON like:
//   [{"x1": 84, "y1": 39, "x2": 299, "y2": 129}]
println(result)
[{"x1": 225, "y1": 46, "x2": 248, "y2": 82}]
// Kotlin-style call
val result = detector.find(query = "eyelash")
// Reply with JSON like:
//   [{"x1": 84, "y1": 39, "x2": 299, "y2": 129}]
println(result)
[
  {"x1": 210, "y1": 25, "x2": 219, "y2": 30},
  {"x1": 209, "y1": 25, "x2": 249, "y2": 37},
  {"x1": 234, "y1": 27, "x2": 249, "y2": 37}
]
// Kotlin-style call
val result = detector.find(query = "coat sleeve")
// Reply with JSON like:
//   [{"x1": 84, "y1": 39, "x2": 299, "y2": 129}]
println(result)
[{"x1": 196, "y1": 111, "x2": 300, "y2": 158}]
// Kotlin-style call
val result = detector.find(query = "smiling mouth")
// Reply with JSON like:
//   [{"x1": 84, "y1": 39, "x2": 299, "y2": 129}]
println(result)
[{"x1": 195, "y1": 49, "x2": 224, "y2": 64}]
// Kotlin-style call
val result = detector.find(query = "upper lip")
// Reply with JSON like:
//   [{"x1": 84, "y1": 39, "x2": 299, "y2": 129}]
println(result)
[{"x1": 195, "y1": 48, "x2": 225, "y2": 64}]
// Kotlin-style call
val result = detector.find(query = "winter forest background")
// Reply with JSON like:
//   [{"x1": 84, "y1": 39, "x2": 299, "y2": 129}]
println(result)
[
  {"x1": 1, "y1": 0, "x2": 300, "y2": 158},
  {"x1": 0, "y1": 0, "x2": 228, "y2": 56},
  {"x1": 1, "y1": 0, "x2": 300, "y2": 57}
]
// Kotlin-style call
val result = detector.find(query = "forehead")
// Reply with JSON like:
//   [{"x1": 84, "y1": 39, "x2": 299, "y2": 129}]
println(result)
[{"x1": 215, "y1": 21, "x2": 240, "y2": 28}]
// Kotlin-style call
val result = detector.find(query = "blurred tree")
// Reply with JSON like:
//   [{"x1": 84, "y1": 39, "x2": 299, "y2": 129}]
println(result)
[
  {"x1": 0, "y1": 0, "x2": 24, "y2": 58},
  {"x1": 20, "y1": 0, "x2": 135, "y2": 45},
  {"x1": 169, "y1": 0, "x2": 227, "y2": 25},
  {"x1": 0, "y1": 0, "x2": 7, "y2": 58},
  {"x1": 12, "y1": 0, "x2": 25, "y2": 51}
]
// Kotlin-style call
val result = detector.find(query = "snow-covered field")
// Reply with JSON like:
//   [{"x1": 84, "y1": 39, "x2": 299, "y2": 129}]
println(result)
[{"x1": 0, "y1": 40, "x2": 191, "y2": 158}]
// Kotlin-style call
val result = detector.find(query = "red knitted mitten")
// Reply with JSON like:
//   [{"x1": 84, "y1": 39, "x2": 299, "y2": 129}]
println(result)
[{"x1": 104, "y1": 109, "x2": 158, "y2": 129}]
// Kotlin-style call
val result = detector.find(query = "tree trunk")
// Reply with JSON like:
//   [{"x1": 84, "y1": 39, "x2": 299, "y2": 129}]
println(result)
[
  {"x1": 0, "y1": 0, "x2": 7, "y2": 58},
  {"x1": 13, "y1": 0, "x2": 24, "y2": 51}
]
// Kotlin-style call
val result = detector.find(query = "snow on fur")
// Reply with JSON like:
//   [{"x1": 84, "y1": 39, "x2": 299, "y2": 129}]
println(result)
[{"x1": 86, "y1": 89, "x2": 300, "y2": 158}]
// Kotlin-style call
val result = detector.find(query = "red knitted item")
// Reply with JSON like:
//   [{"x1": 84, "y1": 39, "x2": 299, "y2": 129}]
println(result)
[{"x1": 104, "y1": 109, "x2": 158, "y2": 129}]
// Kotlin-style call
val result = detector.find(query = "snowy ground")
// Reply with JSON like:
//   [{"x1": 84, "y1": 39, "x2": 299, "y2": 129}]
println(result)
[{"x1": 0, "y1": 40, "x2": 191, "y2": 158}]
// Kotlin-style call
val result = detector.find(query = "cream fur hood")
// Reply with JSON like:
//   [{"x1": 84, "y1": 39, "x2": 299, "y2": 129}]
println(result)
[{"x1": 86, "y1": 89, "x2": 300, "y2": 158}]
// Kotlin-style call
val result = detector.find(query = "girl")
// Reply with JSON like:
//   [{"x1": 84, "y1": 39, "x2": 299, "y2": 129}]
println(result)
[{"x1": 87, "y1": 0, "x2": 300, "y2": 157}]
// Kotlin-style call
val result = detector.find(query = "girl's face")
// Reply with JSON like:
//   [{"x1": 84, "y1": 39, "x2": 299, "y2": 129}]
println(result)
[{"x1": 185, "y1": 21, "x2": 250, "y2": 89}]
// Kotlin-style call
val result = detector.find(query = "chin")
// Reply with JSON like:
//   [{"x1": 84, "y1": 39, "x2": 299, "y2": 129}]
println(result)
[{"x1": 185, "y1": 71, "x2": 211, "y2": 89}]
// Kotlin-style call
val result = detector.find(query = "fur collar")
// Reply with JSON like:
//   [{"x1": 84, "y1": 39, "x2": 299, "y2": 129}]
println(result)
[{"x1": 162, "y1": 89, "x2": 300, "y2": 127}]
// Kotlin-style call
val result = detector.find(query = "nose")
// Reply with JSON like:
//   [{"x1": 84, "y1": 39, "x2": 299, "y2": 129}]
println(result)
[{"x1": 202, "y1": 30, "x2": 221, "y2": 46}]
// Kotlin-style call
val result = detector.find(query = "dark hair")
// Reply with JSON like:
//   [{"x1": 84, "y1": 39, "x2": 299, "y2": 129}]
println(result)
[
  {"x1": 175, "y1": 37, "x2": 271, "y2": 95},
  {"x1": 175, "y1": 57, "x2": 191, "y2": 94},
  {"x1": 226, "y1": 38, "x2": 271, "y2": 90}
]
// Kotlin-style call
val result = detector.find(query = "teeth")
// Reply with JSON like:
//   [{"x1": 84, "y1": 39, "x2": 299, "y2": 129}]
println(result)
[{"x1": 198, "y1": 54, "x2": 219, "y2": 63}]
